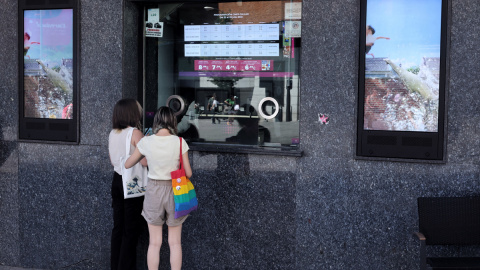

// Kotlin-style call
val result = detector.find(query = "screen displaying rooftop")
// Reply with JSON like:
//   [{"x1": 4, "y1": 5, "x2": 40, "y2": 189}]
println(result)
[{"x1": 363, "y1": 0, "x2": 442, "y2": 132}]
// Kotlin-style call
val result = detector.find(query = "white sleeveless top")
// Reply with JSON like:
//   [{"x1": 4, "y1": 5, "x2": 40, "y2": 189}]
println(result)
[{"x1": 108, "y1": 128, "x2": 136, "y2": 175}]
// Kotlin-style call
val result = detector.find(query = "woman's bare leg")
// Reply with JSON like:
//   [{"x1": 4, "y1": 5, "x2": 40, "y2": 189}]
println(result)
[
  {"x1": 147, "y1": 224, "x2": 163, "y2": 270},
  {"x1": 168, "y1": 225, "x2": 183, "y2": 270}
]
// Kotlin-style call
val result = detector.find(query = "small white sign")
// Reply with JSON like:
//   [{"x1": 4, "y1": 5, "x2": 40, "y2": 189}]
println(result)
[
  {"x1": 285, "y1": 21, "x2": 302, "y2": 38},
  {"x1": 148, "y1": 8, "x2": 159, "y2": 22},
  {"x1": 146, "y1": 22, "x2": 164, "y2": 38},
  {"x1": 146, "y1": 8, "x2": 163, "y2": 38},
  {"x1": 285, "y1": 3, "x2": 302, "y2": 20}
]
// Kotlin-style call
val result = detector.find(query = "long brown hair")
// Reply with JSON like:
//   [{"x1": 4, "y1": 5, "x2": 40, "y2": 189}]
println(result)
[
  {"x1": 152, "y1": 106, "x2": 177, "y2": 135},
  {"x1": 112, "y1": 98, "x2": 142, "y2": 130}
]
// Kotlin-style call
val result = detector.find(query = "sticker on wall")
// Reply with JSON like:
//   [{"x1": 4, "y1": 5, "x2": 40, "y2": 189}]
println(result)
[
  {"x1": 318, "y1": 113, "x2": 329, "y2": 125},
  {"x1": 146, "y1": 8, "x2": 163, "y2": 38}
]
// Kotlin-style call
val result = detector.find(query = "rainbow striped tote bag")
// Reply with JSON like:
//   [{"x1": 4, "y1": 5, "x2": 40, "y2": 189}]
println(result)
[{"x1": 171, "y1": 137, "x2": 198, "y2": 219}]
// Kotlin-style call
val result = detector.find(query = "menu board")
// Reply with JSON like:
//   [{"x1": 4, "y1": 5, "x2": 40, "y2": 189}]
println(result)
[
  {"x1": 184, "y1": 24, "x2": 280, "y2": 57},
  {"x1": 194, "y1": 60, "x2": 272, "y2": 71},
  {"x1": 185, "y1": 24, "x2": 279, "y2": 41}
]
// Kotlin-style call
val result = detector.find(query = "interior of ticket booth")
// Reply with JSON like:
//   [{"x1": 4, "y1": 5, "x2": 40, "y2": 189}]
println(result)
[{"x1": 139, "y1": 0, "x2": 302, "y2": 149}]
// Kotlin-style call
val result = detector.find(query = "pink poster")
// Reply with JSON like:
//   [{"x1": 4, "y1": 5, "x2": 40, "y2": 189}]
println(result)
[{"x1": 195, "y1": 60, "x2": 273, "y2": 71}]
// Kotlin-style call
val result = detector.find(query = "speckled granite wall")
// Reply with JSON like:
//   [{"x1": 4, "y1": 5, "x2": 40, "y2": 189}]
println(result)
[
  {"x1": 1, "y1": 0, "x2": 480, "y2": 269},
  {"x1": 297, "y1": 1, "x2": 480, "y2": 270},
  {"x1": 0, "y1": 0, "x2": 125, "y2": 268},
  {"x1": 123, "y1": 1, "x2": 140, "y2": 100},
  {"x1": 0, "y1": 0, "x2": 20, "y2": 267},
  {"x1": 18, "y1": 144, "x2": 112, "y2": 269},
  {"x1": 80, "y1": 0, "x2": 124, "y2": 146},
  {"x1": 178, "y1": 153, "x2": 297, "y2": 270}
]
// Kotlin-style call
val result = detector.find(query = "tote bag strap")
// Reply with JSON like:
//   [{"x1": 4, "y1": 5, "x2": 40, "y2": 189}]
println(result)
[
  {"x1": 125, "y1": 127, "x2": 135, "y2": 156},
  {"x1": 178, "y1": 137, "x2": 184, "y2": 170}
]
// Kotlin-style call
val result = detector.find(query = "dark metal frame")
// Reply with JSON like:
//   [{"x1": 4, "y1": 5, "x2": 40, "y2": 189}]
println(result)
[
  {"x1": 18, "y1": 0, "x2": 79, "y2": 143},
  {"x1": 356, "y1": 0, "x2": 449, "y2": 161}
]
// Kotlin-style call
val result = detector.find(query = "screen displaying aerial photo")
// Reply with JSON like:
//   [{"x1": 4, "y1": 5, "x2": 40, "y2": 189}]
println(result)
[
  {"x1": 364, "y1": 0, "x2": 442, "y2": 132},
  {"x1": 23, "y1": 9, "x2": 73, "y2": 119}
]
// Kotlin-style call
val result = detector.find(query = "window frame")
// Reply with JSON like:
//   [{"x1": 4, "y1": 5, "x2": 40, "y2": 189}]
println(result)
[{"x1": 135, "y1": 0, "x2": 304, "y2": 156}]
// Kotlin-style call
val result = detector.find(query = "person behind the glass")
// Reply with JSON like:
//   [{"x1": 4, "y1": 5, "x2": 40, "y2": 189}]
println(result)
[
  {"x1": 23, "y1": 31, "x2": 40, "y2": 59},
  {"x1": 226, "y1": 105, "x2": 270, "y2": 145},
  {"x1": 207, "y1": 93, "x2": 220, "y2": 124},
  {"x1": 194, "y1": 102, "x2": 200, "y2": 115},
  {"x1": 224, "y1": 95, "x2": 236, "y2": 125},
  {"x1": 365, "y1": 25, "x2": 389, "y2": 58}
]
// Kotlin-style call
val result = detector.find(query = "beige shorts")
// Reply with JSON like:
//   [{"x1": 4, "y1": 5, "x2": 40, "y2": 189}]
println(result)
[{"x1": 142, "y1": 179, "x2": 188, "y2": 227}]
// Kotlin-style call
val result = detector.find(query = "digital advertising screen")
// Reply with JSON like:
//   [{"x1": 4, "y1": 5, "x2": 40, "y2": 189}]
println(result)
[
  {"x1": 23, "y1": 9, "x2": 74, "y2": 119},
  {"x1": 19, "y1": 0, "x2": 78, "y2": 142},
  {"x1": 357, "y1": 0, "x2": 447, "y2": 160},
  {"x1": 363, "y1": 0, "x2": 442, "y2": 133}
]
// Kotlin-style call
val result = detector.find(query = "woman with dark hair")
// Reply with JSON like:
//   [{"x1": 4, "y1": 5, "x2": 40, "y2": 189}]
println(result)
[
  {"x1": 125, "y1": 106, "x2": 192, "y2": 270},
  {"x1": 108, "y1": 98, "x2": 147, "y2": 270}
]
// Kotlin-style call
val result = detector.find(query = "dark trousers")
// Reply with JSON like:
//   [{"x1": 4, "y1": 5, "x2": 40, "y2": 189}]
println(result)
[
  {"x1": 111, "y1": 172, "x2": 144, "y2": 270},
  {"x1": 209, "y1": 108, "x2": 219, "y2": 123}
]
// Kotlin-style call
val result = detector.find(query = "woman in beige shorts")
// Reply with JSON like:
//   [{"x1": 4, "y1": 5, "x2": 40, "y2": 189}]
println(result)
[{"x1": 125, "y1": 106, "x2": 192, "y2": 270}]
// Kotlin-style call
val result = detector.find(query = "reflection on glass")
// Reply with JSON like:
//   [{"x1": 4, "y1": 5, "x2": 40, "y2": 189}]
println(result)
[
  {"x1": 364, "y1": 0, "x2": 442, "y2": 132},
  {"x1": 144, "y1": 1, "x2": 302, "y2": 148},
  {"x1": 23, "y1": 9, "x2": 74, "y2": 119}
]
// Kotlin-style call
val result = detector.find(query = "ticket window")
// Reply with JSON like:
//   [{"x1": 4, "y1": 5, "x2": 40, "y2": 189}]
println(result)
[{"x1": 142, "y1": 1, "x2": 302, "y2": 148}]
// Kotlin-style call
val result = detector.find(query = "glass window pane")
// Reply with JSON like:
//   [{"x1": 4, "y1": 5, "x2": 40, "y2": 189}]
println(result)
[{"x1": 143, "y1": 1, "x2": 302, "y2": 148}]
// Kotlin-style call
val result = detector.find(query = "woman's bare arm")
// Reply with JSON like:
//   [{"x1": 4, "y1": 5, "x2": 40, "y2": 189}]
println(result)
[
  {"x1": 131, "y1": 129, "x2": 148, "y2": 166},
  {"x1": 125, "y1": 147, "x2": 145, "y2": 169}
]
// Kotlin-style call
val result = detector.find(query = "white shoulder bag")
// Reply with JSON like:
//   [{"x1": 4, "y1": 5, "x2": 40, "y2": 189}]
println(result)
[{"x1": 120, "y1": 127, "x2": 147, "y2": 199}]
